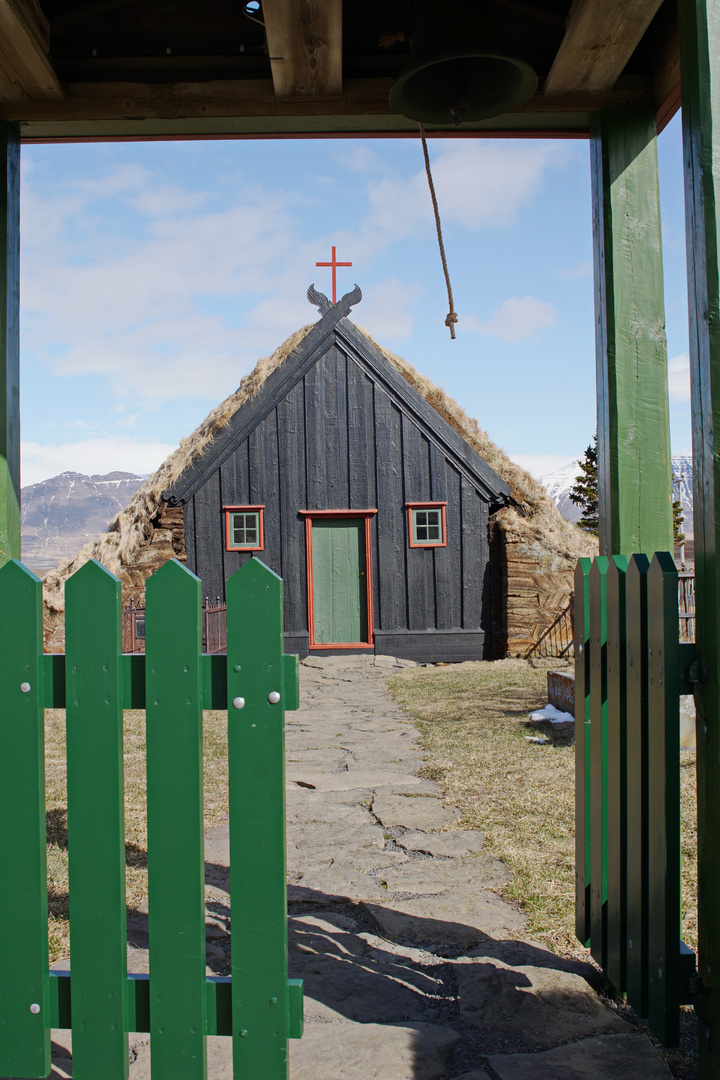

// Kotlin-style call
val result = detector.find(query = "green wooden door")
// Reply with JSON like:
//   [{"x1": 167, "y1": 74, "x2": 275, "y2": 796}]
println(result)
[{"x1": 311, "y1": 518, "x2": 368, "y2": 644}]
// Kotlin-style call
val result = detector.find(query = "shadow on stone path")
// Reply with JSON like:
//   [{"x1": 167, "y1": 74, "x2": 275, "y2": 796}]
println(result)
[{"x1": 39, "y1": 654, "x2": 674, "y2": 1080}]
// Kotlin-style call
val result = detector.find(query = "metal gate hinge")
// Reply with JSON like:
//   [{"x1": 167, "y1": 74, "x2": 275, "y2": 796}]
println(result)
[{"x1": 689, "y1": 662, "x2": 707, "y2": 685}]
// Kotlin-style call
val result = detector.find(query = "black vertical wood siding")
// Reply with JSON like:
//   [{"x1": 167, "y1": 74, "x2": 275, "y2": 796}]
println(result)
[{"x1": 182, "y1": 347, "x2": 494, "y2": 660}]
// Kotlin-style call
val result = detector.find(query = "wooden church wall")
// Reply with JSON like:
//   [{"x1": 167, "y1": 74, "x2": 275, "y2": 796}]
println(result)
[{"x1": 183, "y1": 345, "x2": 493, "y2": 661}]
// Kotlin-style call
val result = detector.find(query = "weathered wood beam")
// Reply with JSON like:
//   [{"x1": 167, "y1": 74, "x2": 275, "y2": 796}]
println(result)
[
  {"x1": 262, "y1": 0, "x2": 341, "y2": 97},
  {"x1": 677, "y1": 0, "x2": 720, "y2": 1072},
  {"x1": 544, "y1": 0, "x2": 663, "y2": 95},
  {"x1": 591, "y1": 108, "x2": 673, "y2": 555},
  {"x1": 651, "y1": 0, "x2": 680, "y2": 132},
  {"x1": 0, "y1": 123, "x2": 20, "y2": 565},
  {"x1": 0, "y1": 0, "x2": 62, "y2": 100},
  {"x1": 0, "y1": 74, "x2": 652, "y2": 125}
]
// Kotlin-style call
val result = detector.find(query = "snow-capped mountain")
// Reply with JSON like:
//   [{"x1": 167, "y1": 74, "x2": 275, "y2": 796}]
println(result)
[
  {"x1": 21, "y1": 470, "x2": 145, "y2": 575},
  {"x1": 538, "y1": 454, "x2": 694, "y2": 536},
  {"x1": 672, "y1": 455, "x2": 693, "y2": 536},
  {"x1": 538, "y1": 460, "x2": 583, "y2": 523}
]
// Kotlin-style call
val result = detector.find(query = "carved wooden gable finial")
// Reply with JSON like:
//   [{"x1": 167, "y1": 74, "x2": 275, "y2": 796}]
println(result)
[{"x1": 307, "y1": 282, "x2": 362, "y2": 321}]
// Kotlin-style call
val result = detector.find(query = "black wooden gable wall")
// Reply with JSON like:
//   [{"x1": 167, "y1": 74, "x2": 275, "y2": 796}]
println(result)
[{"x1": 173, "y1": 309, "x2": 511, "y2": 661}]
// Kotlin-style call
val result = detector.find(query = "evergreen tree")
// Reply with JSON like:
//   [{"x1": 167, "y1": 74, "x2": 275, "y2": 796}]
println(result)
[
  {"x1": 569, "y1": 435, "x2": 598, "y2": 535},
  {"x1": 673, "y1": 498, "x2": 685, "y2": 547}
]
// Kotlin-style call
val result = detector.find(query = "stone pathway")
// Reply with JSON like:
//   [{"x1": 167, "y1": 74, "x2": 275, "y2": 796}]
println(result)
[{"x1": 43, "y1": 654, "x2": 673, "y2": 1079}]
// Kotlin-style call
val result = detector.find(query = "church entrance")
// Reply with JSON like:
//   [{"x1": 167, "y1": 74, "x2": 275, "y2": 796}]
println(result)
[{"x1": 305, "y1": 513, "x2": 374, "y2": 648}]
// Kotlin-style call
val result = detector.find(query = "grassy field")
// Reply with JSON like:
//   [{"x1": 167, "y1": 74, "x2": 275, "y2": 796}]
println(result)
[
  {"x1": 45, "y1": 708, "x2": 229, "y2": 964},
  {"x1": 387, "y1": 657, "x2": 699, "y2": 959}
]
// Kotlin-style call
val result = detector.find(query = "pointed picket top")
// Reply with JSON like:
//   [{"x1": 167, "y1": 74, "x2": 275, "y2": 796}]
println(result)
[
  {"x1": 0, "y1": 557, "x2": 41, "y2": 586},
  {"x1": 146, "y1": 556, "x2": 201, "y2": 598},
  {"x1": 649, "y1": 549, "x2": 678, "y2": 581},
  {"x1": 65, "y1": 557, "x2": 121, "y2": 601},
  {"x1": 227, "y1": 555, "x2": 281, "y2": 602}
]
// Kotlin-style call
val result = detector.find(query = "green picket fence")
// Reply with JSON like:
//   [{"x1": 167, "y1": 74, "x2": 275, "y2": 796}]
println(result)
[
  {"x1": 575, "y1": 552, "x2": 696, "y2": 1046},
  {"x1": 0, "y1": 557, "x2": 303, "y2": 1080}
]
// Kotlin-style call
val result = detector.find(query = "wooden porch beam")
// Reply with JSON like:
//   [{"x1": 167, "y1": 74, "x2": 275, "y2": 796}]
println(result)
[
  {"x1": 0, "y1": 74, "x2": 653, "y2": 126},
  {"x1": 262, "y1": 0, "x2": 342, "y2": 98},
  {"x1": 0, "y1": 0, "x2": 62, "y2": 100},
  {"x1": 544, "y1": 0, "x2": 664, "y2": 95}
]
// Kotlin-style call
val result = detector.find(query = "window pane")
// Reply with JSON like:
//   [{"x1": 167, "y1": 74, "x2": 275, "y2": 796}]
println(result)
[
  {"x1": 230, "y1": 511, "x2": 259, "y2": 547},
  {"x1": 427, "y1": 510, "x2": 441, "y2": 540},
  {"x1": 412, "y1": 507, "x2": 443, "y2": 545}
]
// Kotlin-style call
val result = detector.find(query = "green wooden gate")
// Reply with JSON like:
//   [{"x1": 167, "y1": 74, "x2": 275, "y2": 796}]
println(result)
[
  {"x1": 575, "y1": 552, "x2": 696, "y2": 1046},
  {"x1": 0, "y1": 556, "x2": 303, "y2": 1080},
  {"x1": 311, "y1": 517, "x2": 368, "y2": 644}
]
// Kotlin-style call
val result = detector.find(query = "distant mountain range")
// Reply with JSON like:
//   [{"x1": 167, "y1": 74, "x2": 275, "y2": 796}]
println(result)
[
  {"x1": 17, "y1": 457, "x2": 696, "y2": 578},
  {"x1": 539, "y1": 455, "x2": 694, "y2": 536},
  {"x1": 21, "y1": 470, "x2": 145, "y2": 575}
]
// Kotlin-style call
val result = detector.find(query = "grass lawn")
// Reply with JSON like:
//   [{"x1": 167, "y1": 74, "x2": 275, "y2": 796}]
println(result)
[
  {"x1": 387, "y1": 657, "x2": 698, "y2": 960},
  {"x1": 45, "y1": 708, "x2": 229, "y2": 964}
]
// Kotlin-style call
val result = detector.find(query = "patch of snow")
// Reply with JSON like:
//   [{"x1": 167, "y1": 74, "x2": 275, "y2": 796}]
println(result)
[
  {"x1": 529, "y1": 704, "x2": 575, "y2": 724},
  {"x1": 525, "y1": 735, "x2": 551, "y2": 744}
]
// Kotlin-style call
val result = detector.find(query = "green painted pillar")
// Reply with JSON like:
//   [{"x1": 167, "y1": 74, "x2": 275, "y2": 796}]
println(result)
[
  {"x1": 0, "y1": 123, "x2": 19, "y2": 566},
  {"x1": 590, "y1": 109, "x2": 673, "y2": 556},
  {"x1": 678, "y1": 1, "x2": 720, "y2": 1072}
]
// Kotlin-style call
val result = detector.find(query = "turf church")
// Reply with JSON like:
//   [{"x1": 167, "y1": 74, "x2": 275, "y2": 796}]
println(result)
[{"x1": 164, "y1": 285, "x2": 512, "y2": 662}]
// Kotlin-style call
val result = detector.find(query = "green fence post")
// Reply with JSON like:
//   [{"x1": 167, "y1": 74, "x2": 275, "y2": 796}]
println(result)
[
  {"x1": 605, "y1": 554, "x2": 629, "y2": 993},
  {"x1": 590, "y1": 108, "x2": 673, "y2": 557},
  {"x1": 589, "y1": 557, "x2": 609, "y2": 969},
  {"x1": 145, "y1": 560, "x2": 207, "y2": 1080},
  {"x1": 65, "y1": 560, "x2": 128, "y2": 1080},
  {"x1": 226, "y1": 558, "x2": 290, "y2": 1080},
  {"x1": 647, "y1": 552, "x2": 681, "y2": 1046},
  {"x1": 677, "y1": 1, "x2": 720, "y2": 1069},
  {"x1": 624, "y1": 554, "x2": 651, "y2": 1018},
  {"x1": 574, "y1": 557, "x2": 592, "y2": 946},
  {"x1": 0, "y1": 124, "x2": 20, "y2": 568},
  {"x1": 0, "y1": 561, "x2": 49, "y2": 1077}
]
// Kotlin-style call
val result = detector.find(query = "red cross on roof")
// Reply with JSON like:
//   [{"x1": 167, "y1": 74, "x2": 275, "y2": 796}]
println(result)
[{"x1": 315, "y1": 246, "x2": 352, "y2": 304}]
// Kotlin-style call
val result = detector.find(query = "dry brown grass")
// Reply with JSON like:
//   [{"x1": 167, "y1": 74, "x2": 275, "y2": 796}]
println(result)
[
  {"x1": 388, "y1": 658, "x2": 698, "y2": 959},
  {"x1": 45, "y1": 709, "x2": 229, "y2": 964}
]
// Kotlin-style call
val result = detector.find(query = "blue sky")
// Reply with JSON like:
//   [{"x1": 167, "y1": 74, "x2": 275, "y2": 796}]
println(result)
[{"x1": 18, "y1": 114, "x2": 691, "y2": 487}]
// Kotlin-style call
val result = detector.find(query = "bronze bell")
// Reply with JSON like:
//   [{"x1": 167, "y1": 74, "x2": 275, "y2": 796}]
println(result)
[{"x1": 389, "y1": 0, "x2": 538, "y2": 126}]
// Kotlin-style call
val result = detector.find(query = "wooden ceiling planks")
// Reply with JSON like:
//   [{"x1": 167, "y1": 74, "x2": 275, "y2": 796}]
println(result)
[
  {"x1": 0, "y1": 0, "x2": 61, "y2": 101},
  {"x1": 0, "y1": 0, "x2": 680, "y2": 140},
  {"x1": 263, "y1": 0, "x2": 342, "y2": 97},
  {"x1": 544, "y1": 0, "x2": 665, "y2": 95}
]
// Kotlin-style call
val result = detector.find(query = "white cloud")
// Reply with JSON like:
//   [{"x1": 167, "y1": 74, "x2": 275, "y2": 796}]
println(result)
[
  {"x1": 668, "y1": 352, "x2": 691, "y2": 401},
  {"x1": 21, "y1": 437, "x2": 176, "y2": 487},
  {"x1": 359, "y1": 278, "x2": 416, "y2": 340},
  {"x1": 365, "y1": 141, "x2": 562, "y2": 239},
  {"x1": 512, "y1": 453, "x2": 580, "y2": 480},
  {"x1": 470, "y1": 296, "x2": 557, "y2": 341},
  {"x1": 555, "y1": 261, "x2": 592, "y2": 280}
]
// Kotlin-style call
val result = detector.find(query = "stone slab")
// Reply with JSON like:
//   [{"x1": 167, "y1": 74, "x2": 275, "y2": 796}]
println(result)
[
  {"x1": 373, "y1": 793, "x2": 460, "y2": 830},
  {"x1": 289, "y1": 913, "x2": 449, "y2": 1023},
  {"x1": 362, "y1": 884, "x2": 526, "y2": 950},
  {"x1": 287, "y1": 769, "x2": 427, "y2": 792},
  {"x1": 397, "y1": 829, "x2": 486, "y2": 857},
  {"x1": 453, "y1": 957, "x2": 629, "y2": 1052},
  {"x1": 379, "y1": 856, "x2": 510, "y2": 896},
  {"x1": 487, "y1": 1033, "x2": 674, "y2": 1079},
  {"x1": 289, "y1": 1022, "x2": 461, "y2": 1080}
]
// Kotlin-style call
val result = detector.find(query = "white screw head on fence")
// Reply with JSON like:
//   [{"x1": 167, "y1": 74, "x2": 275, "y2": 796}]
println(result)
[
  {"x1": 20, "y1": 682, "x2": 31, "y2": 694},
  {"x1": 29, "y1": 1004, "x2": 40, "y2": 1014},
  {"x1": 232, "y1": 697, "x2": 246, "y2": 710},
  {"x1": 268, "y1": 691, "x2": 281, "y2": 704}
]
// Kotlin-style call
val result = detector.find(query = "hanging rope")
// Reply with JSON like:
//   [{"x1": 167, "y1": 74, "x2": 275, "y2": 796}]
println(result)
[{"x1": 419, "y1": 122, "x2": 458, "y2": 340}]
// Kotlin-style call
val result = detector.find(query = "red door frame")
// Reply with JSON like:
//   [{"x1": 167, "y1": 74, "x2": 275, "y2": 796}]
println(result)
[{"x1": 300, "y1": 509, "x2": 377, "y2": 649}]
